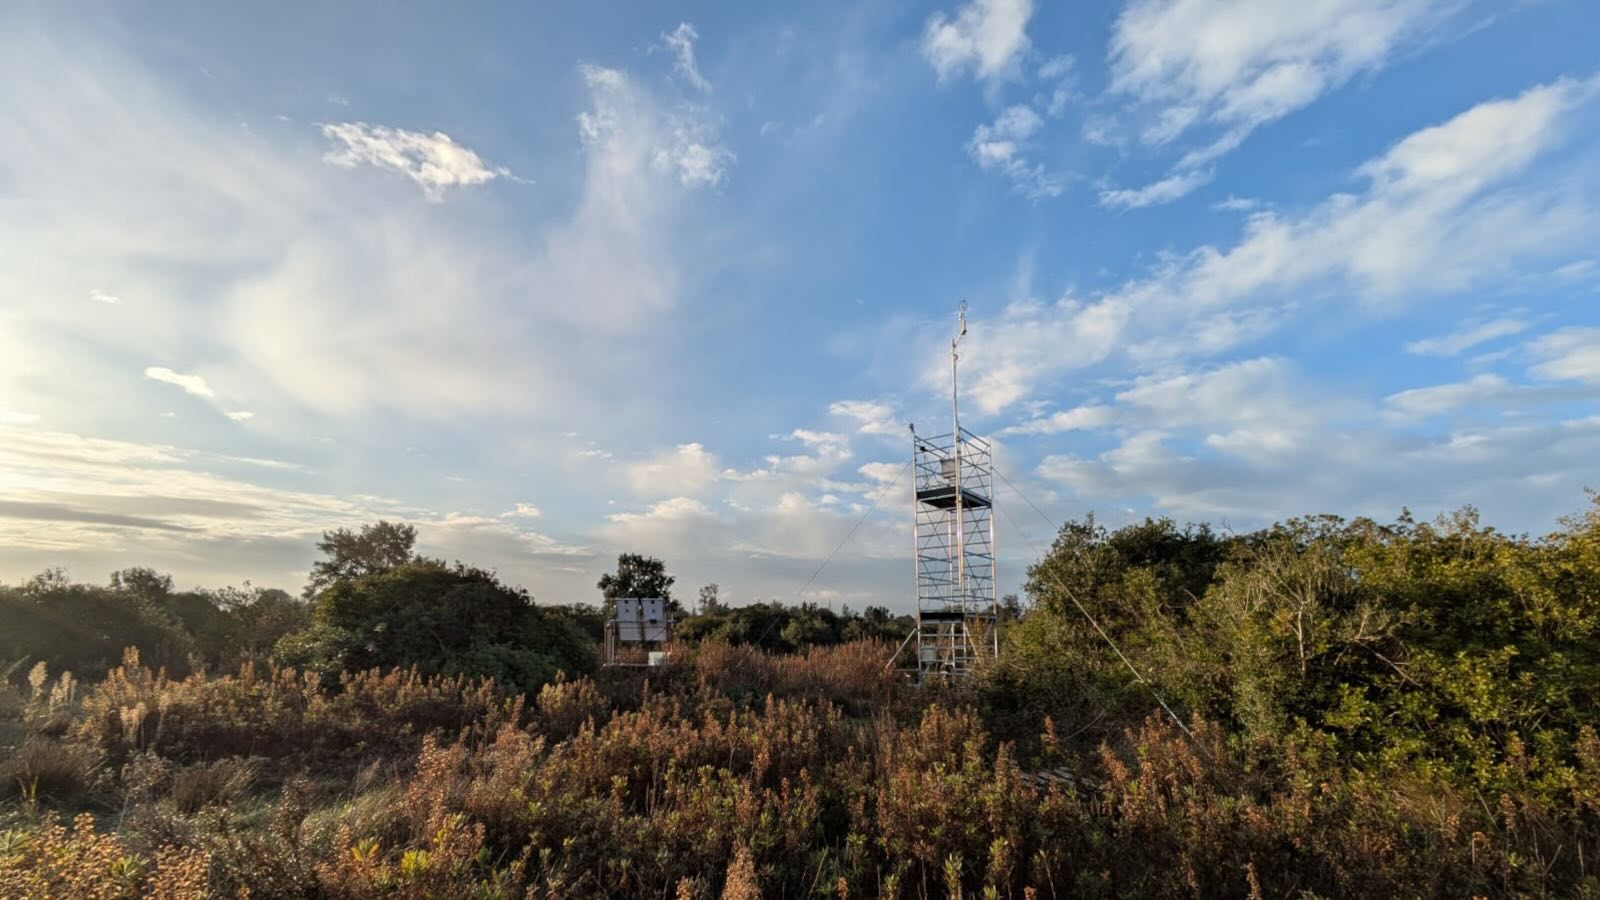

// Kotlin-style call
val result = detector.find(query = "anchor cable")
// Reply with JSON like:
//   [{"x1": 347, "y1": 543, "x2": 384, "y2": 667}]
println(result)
[{"x1": 992, "y1": 465, "x2": 1194, "y2": 739}]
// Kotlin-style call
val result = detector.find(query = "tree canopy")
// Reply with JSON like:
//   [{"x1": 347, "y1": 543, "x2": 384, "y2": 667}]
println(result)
[
  {"x1": 596, "y1": 553, "x2": 677, "y2": 616},
  {"x1": 304, "y1": 520, "x2": 418, "y2": 597}
]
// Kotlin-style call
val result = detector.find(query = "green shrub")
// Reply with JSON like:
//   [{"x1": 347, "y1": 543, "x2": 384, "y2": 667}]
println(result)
[{"x1": 282, "y1": 560, "x2": 595, "y2": 695}]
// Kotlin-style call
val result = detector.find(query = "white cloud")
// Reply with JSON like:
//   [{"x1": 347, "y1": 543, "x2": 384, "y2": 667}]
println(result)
[
  {"x1": 1357, "y1": 79, "x2": 1593, "y2": 192},
  {"x1": 1404, "y1": 317, "x2": 1528, "y2": 356},
  {"x1": 222, "y1": 455, "x2": 301, "y2": 471},
  {"x1": 579, "y1": 65, "x2": 734, "y2": 190},
  {"x1": 858, "y1": 461, "x2": 904, "y2": 483},
  {"x1": 321, "y1": 122, "x2": 514, "y2": 200},
  {"x1": 626, "y1": 442, "x2": 721, "y2": 496},
  {"x1": 0, "y1": 419, "x2": 597, "y2": 590},
  {"x1": 601, "y1": 488, "x2": 904, "y2": 566},
  {"x1": 1118, "y1": 358, "x2": 1296, "y2": 424},
  {"x1": 1554, "y1": 259, "x2": 1597, "y2": 282},
  {"x1": 1110, "y1": 0, "x2": 1457, "y2": 147},
  {"x1": 0, "y1": 423, "x2": 404, "y2": 573},
  {"x1": 1000, "y1": 404, "x2": 1114, "y2": 435},
  {"x1": 922, "y1": 0, "x2": 1034, "y2": 83},
  {"x1": 608, "y1": 495, "x2": 711, "y2": 525},
  {"x1": 787, "y1": 428, "x2": 850, "y2": 452},
  {"x1": 1213, "y1": 195, "x2": 1263, "y2": 212},
  {"x1": 88, "y1": 288, "x2": 119, "y2": 304},
  {"x1": 1117, "y1": 358, "x2": 1318, "y2": 458},
  {"x1": 1383, "y1": 373, "x2": 1513, "y2": 420},
  {"x1": 1037, "y1": 54, "x2": 1073, "y2": 82},
  {"x1": 1037, "y1": 411, "x2": 1600, "y2": 528},
  {"x1": 1529, "y1": 327, "x2": 1600, "y2": 384},
  {"x1": 946, "y1": 78, "x2": 1598, "y2": 413},
  {"x1": 0, "y1": 31, "x2": 919, "y2": 607},
  {"x1": 1099, "y1": 168, "x2": 1214, "y2": 209},
  {"x1": 1002, "y1": 360, "x2": 1320, "y2": 472},
  {"x1": 145, "y1": 367, "x2": 255, "y2": 422},
  {"x1": 1102, "y1": 0, "x2": 1465, "y2": 205},
  {"x1": 829, "y1": 399, "x2": 900, "y2": 435},
  {"x1": 144, "y1": 366, "x2": 215, "y2": 399},
  {"x1": 968, "y1": 105, "x2": 1063, "y2": 199},
  {"x1": 600, "y1": 496, "x2": 721, "y2": 557},
  {"x1": 0, "y1": 31, "x2": 742, "y2": 433},
  {"x1": 419, "y1": 514, "x2": 589, "y2": 563},
  {"x1": 979, "y1": 104, "x2": 1042, "y2": 143},
  {"x1": 588, "y1": 415, "x2": 913, "y2": 602},
  {"x1": 0, "y1": 409, "x2": 40, "y2": 426},
  {"x1": 652, "y1": 131, "x2": 734, "y2": 187},
  {"x1": 661, "y1": 22, "x2": 712, "y2": 93},
  {"x1": 722, "y1": 429, "x2": 856, "y2": 488},
  {"x1": 508, "y1": 502, "x2": 544, "y2": 518}
]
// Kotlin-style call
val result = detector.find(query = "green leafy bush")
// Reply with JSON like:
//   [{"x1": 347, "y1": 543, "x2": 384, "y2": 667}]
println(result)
[{"x1": 279, "y1": 560, "x2": 595, "y2": 695}]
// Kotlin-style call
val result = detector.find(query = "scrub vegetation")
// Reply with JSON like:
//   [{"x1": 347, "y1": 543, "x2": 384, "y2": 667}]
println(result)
[{"x1": 3, "y1": 498, "x2": 1600, "y2": 898}]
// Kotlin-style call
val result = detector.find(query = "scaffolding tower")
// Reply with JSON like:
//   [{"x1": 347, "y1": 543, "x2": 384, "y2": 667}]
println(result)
[{"x1": 910, "y1": 304, "x2": 997, "y2": 680}]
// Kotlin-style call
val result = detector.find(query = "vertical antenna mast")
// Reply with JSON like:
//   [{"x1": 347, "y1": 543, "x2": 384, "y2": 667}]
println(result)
[
  {"x1": 952, "y1": 302, "x2": 967, "y2": 621},
  {"x1": 952, "y1": 302, "x2": 965, "y2": 437}
]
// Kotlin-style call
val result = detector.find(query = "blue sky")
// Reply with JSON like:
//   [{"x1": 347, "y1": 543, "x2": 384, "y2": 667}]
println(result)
[{"x1": 2, "y1": 0, "x2": 1598, "y2": 610}]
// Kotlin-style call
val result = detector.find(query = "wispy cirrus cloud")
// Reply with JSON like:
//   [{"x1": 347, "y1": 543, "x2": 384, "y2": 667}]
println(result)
[
  {"x1": 949, "y1": 77, "x2": 1599, "y2": 414},
  {"x1": 1100, "y1": 167, "x2": 1214, "y2": 210},
  {"x1": 660, "y1": 22, "x2": 712, "y2": 93},
  {"x1": 1383, "y1": 373, "x2": 1516, "y2": 420},
  {"x1": 0, "y1": 421, "x2": 584, "y2": 584},
  {"x1": 1028, "y1": 353, "x2": 1599, "y2": 525},
  {"x1": 1000, "y1": 404, "x2": 1114, "y2": 436},
  {"x1": 1099, "y1": 0, "x2": 1467, "y2": 207},
  {"x1": 1529, "y1": 326, "x2": 1600, "y2": 384},
  {"x1": 1404, "y1": 317, "x2": 1529, "y2": 356},
  {"x1": 579, "y1": 64, "x2": 734, "y2": 189}
]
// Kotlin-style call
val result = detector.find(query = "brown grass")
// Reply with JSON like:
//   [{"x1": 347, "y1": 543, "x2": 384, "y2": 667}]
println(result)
[
  {"x1": 0, "y1": 737, "x2": 102, "y2": 804},
  {"x1": 2, "y1": 644, "x2": 1597, "y2": 897}
]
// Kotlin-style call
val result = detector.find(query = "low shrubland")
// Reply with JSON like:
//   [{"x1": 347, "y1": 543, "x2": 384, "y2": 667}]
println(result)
[{"x1": 2, "y1": 500, "x2": 1599, "y2": 897}]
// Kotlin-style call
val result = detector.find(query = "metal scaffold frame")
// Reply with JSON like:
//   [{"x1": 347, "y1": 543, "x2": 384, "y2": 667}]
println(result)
[
  {"x1": 906, "y1": 302, "x2": 997, "y2": 681},
  {"x1": 912, "y1": 426, "x2": 996, "y2": 679}
]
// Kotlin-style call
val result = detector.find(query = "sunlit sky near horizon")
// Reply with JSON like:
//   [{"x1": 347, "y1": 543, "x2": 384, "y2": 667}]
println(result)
[{"x1": 2, "y1": 0, "x2": 1598, "y2": 610}]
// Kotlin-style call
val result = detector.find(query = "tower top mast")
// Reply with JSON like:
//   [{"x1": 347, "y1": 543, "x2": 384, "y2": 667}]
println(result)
[{"x1": 951, "y1": 301, "x2": 967, "y2": 439}]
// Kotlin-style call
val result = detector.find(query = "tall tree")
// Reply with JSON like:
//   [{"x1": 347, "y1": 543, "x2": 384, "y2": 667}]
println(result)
[
  {"x1": 109, "y1": 567, "x2": 175, "y2": 600},
  {"x1": 698, "y1": 583, "x2": 726, "y2": 616},
  {"x1": 305, "y1": 520, "x2": 417, "y2": 598},
  {"x1": 597, "y1": 553, "x2": 677, "y2": 616}
]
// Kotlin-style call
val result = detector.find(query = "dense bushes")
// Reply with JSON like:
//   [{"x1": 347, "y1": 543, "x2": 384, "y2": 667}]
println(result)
[
  {"x1": 277, "y1": 560, "x2": 596, "y2": 694},
  {"x1": 0, "y1": 570, "x2": 310, "y2": 683},
  {"x1": 675, "y1": 601, "x2": 912, "y2": 652},
  {"x1": 0, "y1": 573, "x2": 201, "y2": 680},
  {"x1": 992, "y1": 500, "x2": 1600, "y2": 796}
]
